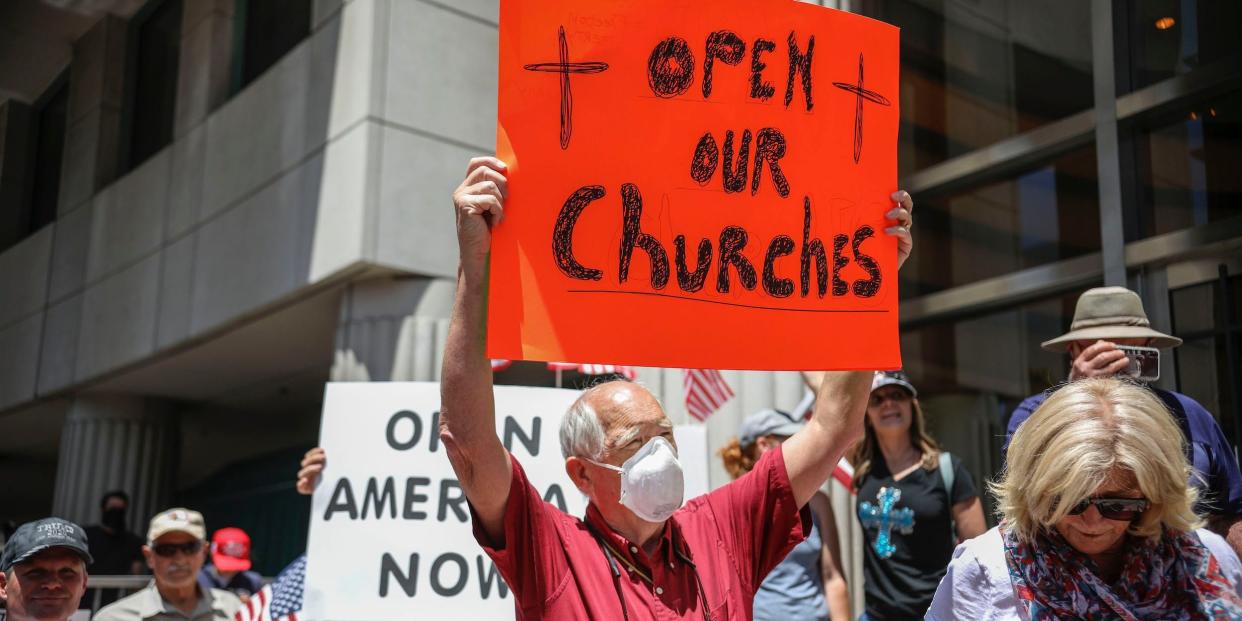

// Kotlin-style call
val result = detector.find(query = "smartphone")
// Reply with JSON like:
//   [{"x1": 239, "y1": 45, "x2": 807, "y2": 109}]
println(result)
[{"x1": 1116, "y1": 345, "x2": 1160, "y2": 382}]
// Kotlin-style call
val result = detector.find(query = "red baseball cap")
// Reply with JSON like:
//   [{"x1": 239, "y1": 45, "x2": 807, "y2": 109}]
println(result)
[{"x1": 210, "y1": 527, "x2": 252, "y2": 572}]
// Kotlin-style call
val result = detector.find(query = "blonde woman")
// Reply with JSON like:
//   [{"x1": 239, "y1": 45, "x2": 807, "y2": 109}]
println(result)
[
  {"x1": 719, "y1": 409, "x2": 850, "y2": 621},
  {"x1": 927, "y1": 378, "x2": 1242, "y2": 619},
  {"x1": 848, "y1": 371, "x2": 985, "y2": 621}
]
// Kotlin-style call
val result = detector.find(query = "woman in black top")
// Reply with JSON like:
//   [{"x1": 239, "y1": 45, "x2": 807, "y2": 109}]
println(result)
[{"x1": 848, "y1": 371, "x2": 986, "y2": 621}]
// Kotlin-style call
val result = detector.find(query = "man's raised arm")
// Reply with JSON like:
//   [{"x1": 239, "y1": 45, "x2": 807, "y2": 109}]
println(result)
[
  {"x1": 782, "y1": 371, "x2": 872, "y2": 507},
  {"x1": 439, "y1": 157, "x2": 511, "y2": 544}
]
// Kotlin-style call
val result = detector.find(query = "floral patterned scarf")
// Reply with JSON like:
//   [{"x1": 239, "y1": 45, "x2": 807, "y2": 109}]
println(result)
[{"x1": 1001, "y1": 525, "x2": 1242, "y2": 620}]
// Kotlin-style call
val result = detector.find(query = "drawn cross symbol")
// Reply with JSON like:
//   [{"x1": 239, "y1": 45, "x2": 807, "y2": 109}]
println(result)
[
  {"x1": 832, "y1": 53, "x2": 892, "y2": 164},
  {"x1": 523, "y1": 26, "x2": 609, "y2": 150},
  {"x1": 858, "y1": 486, "x2": 915, "y2": 559}
]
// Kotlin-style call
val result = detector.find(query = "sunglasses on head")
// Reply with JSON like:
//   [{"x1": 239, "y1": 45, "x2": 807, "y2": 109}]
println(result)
[
  {"x1": 1068, "y1": 497, "x2": 1150, "y2": 521},
  {"x1": 152, "y1": 540, "x2": 203, "y2": 557}
]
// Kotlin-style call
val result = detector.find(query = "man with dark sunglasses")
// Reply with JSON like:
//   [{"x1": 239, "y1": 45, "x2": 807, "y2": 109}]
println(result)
[{"x1": 93, "y1": 509, "x2": 240, "y2": 621}]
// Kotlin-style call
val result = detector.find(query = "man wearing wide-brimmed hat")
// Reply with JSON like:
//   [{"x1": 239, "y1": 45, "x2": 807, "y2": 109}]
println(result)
[{"x1": 1004, "y1": 286, "x2": 1242, "y2": 554}]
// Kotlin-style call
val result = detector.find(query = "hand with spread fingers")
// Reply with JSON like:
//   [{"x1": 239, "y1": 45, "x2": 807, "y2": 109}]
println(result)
[{"x1": 885, "y1": 190, "x2": 914, "y2": 270}]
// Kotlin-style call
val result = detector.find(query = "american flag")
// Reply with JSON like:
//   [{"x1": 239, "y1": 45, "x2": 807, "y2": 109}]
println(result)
[
  {"x1": 682, "y1": 369, "x2": 734, "y2": 421},
  {"x1": 546, "y1": 362, "x2": 638, "y2": 380},
  {"x1": 235, "y1": 555, "x2": 305, "y2": 621}
]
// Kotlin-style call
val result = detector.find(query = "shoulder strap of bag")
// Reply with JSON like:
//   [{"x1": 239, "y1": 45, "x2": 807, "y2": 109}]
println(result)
[
  {"x1": 939, "y1": 451, "x2": 958, "y2": 542},
  {"x1": 939, "y1": 451, "x2": 955, "y2": 496}
]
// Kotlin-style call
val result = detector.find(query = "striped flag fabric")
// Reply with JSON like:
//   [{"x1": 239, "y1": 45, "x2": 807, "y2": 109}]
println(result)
[
  {"x1": 682, "y1": 369, "x2": 735, "y2": 421},
  {"x1": 546, "y1": 362, "x2": 638, "y2": 380},
  {"x1": 235, "y1": 555, "x2": 305, "y2": 621},
  {"x1": 831, "y1": 457, "x2": 856, "y2": 492}
]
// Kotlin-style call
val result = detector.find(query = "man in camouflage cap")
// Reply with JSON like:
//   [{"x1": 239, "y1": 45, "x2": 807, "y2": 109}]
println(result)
[{"x1": 93, "y1": 509, "x2": 239, "y2": 621}]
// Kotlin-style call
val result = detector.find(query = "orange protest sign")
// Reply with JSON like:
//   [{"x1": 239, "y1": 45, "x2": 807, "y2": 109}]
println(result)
[{"x1": 488, "y1": 0, "x2": 901, "y2": 371}]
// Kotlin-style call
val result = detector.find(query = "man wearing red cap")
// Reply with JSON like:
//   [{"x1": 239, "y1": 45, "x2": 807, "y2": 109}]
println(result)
[{"x1": 197, "y1": 528, "x2": 262, "y2": 604}]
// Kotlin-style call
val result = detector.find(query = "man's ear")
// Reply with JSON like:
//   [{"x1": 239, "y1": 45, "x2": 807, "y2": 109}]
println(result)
[
  {"x1": 142, "y1": 545, "x2": 155, "y2": 571},
  {"x1": 565, "y1": 456, "x2": 592, "y2": 496},
  {"x1": 0, "y1": 569, "x2": 10, "y2": 601}
]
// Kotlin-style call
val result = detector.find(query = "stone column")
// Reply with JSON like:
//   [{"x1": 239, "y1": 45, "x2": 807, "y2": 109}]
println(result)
[
  {"x1": 51, "y1": 396, "x2": 176, "y2": 528},
  {"x1": 331, "y1": 277, "x2": 455, "y2": 382}
]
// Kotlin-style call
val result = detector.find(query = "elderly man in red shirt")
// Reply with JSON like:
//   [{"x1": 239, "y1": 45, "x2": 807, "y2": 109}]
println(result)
[{"x1": 441, "y1": 157, "x2": 915, "y2": 620}]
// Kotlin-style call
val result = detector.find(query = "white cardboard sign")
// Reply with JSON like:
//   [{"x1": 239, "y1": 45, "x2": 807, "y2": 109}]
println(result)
[{"x1": 302, "y1": 382, "x2": 708, "y2": 620}]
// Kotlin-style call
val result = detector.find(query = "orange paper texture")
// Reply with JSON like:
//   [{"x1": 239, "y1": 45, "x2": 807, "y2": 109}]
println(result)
[{"x1": 489, "y1": 0, "x2": 901, "y2": 371}]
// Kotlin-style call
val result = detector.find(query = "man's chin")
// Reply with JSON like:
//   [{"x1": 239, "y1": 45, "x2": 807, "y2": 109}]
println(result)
[{"x1": 28, "y1": 602, "x2": 75, "y2": 620}]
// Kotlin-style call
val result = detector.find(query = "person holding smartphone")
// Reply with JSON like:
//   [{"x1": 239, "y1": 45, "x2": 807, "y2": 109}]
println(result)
[{"x1": 1004, "y1": 286, "x2": 1242, "y2": 557}]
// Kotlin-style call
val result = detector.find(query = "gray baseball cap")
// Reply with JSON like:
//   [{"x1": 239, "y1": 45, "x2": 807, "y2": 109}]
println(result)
[
  {"x1": 871, "y1": 370, "x2": 917, "y2": 398},
  {"x1": 0, "y1": 518, "x2": 93, "y2": 571},
  {"x1": 739, "y1": 409, "x2": 804, "y2": 448}
]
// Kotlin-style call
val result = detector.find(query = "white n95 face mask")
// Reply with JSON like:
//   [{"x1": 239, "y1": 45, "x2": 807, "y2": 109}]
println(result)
[{"x1": 589, "y1": 436, "x2": 685, "y2": 523}]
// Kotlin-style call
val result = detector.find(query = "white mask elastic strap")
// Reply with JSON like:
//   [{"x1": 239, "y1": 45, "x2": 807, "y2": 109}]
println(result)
[{"x1": 585, "y1": 458, "x2": 624, "y2": 473}]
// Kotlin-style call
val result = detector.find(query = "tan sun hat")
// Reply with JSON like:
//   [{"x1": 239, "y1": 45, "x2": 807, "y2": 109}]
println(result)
[{"x1": 1041, "y1": 286, "x2": 1183, "y2": 352}]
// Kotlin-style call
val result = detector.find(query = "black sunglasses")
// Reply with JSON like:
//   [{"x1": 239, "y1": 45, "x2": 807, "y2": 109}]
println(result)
[
  {"x1": 869, "y1": 390, "x2": 912, "y2": 407},
  {"x1": 152, "y1": 540, "x2": 203, "y2": 557},
  {"x1": 1068, "y1": 497, "x2": 1149, "y2": 521}
]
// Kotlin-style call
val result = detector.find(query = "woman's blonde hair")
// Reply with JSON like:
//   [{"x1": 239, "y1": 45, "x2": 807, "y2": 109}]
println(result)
[
  {"x1": 993, "y1": 377, "x2": 1201, "y2": 542},
  {"x1": 718, "y1": 437, "x2": 760, "y2": 479},
  {"x1": 847, "y1": 397, "x2": 940, "y2": 490}
]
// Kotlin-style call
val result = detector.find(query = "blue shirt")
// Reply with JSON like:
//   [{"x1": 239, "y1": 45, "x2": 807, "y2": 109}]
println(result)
[
  {"x1": 198, "y1": 565, "x2": 263, "y2": 598},
  {"x1": 1004, "y1": 387, "x2": 1242, "y2": 515},
  {"x1": 754, "y1": 509, "x2": 828, "y2": 621}
]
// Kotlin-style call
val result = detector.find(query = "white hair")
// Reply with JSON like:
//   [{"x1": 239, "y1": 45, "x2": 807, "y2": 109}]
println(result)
[{"x1": 560, "y1": 397, "x2": 606, "y2": 460}]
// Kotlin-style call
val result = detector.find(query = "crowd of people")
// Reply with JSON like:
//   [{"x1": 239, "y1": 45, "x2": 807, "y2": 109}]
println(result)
[
  {"x1": 0, "y1": 499, "x2": 276, "y2": 621},
  {"x1": 443, "y1": 158, "x2": 1242, "y2": 620},
  {"x1": 4, "y1": 159, "x2": 1242, "y2": 620}
]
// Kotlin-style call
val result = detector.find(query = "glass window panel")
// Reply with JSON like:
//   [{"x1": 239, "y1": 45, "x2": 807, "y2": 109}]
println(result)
[
  {"x1": 1169, "y1": 274, "x2": 1242, "y2": 448},
  {"x1": 1174, "y1": 337, "x2": 1229, "y2": 438},
  {"x1": 237, "y1": 0, "x2": 312, "y2": 90},
  {"x1": 1170, "y1": 280, "x2": 1215, "y2": 335},
  {"x1": 855, "y1": 0, "x2": 1094, "y2": 175},
  {"x1": 1124, "y1": 0, "x2": 1242, "y2": 92},
  {"x1": 900, "y1": 144, "x2": 1100, "y2": 297},
  {"x1": 30, "y1": 81, "x2": 68, "y2": 234},
  {"x1": 128, "y1": 0, "x2": 183, "y2": 170},
  {"x1": 1130, "y1": 90, "x2": 1242, "y2": 240}
]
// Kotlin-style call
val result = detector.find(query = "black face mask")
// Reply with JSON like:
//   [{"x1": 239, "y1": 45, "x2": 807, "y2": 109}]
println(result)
[{"x1": 102, "y1": 507, "x2": 127, "y2": 532}]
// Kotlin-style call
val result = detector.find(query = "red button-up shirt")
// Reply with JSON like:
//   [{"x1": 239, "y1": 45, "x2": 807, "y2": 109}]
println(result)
[{"x1": 471, "y1": 445, "x2": 810, "y2": 620}]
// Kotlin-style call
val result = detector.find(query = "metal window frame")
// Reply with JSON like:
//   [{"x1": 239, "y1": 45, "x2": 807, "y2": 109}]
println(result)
[{"x1": 896, "y1": 15, "x2": 1242, "y2": 330}]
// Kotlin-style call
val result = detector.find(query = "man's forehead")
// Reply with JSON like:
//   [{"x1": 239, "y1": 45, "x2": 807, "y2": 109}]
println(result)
[
  {"x1": 21, "y1": 547, "x2": 85, "y2": 569},
  {"x1": 588, "y1": 383, "x2": 667, "y2": 426},
  {"x1": 1073, "y1": 336, "x2": 1149, "y2": 347},
  {"x1": 153, "y1": 531, "x2": 198, "y2": 544}
]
